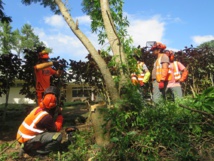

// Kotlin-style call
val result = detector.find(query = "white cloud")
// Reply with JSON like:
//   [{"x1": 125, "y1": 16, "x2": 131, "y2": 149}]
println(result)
[
  {"x1": 36, "y1": 13, "x2": 167, "y2": 61},
  {"x1": 36, "y1": 31, "x2": 89, "y2": 61},
  {"x1": 75, "y1": 15, "x2": 91, "y2": 25},
  {"x1": 44, "y1": 15, "x2": 66, "y2": 28},
  {"x1": 165, "y1": 14, "x2": 182, "y2": 23},
  {"x1": 192, "y1": 35, "x2": 214, "y2": 45},
  {"x1": 127, "y1": 14, "x2": 165, "y2": 47},
  {"x1": 34, "y1": 17, "x2": 100, "y2": 62},
  {"x1": 44, "y1": 14, "x2": 91, "y2": 30}
]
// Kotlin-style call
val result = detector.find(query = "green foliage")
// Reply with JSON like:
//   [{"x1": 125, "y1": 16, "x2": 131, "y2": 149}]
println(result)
[
  {"x1": 0, "y1": 22, "x2": 14, "y2": 54},
  {"x1": 0, "y1": 142, "x2": 19, "y2": 160},
  {"x1": 0, "y1": 22, "x2": 48, "y2": 58},
  {"x1": 86, "y1": 87, "x2": 214, "y2": 160},
  {"x1": 19, "y1": 24, "x2": 46, "y2": 57},
  {"x1": 192, "y1": 86, "x2": 214, "y2": 113},
  {"x1": 59, "y1": 130, "x2": 94, "y2": 161},
  {"x1": 198, "y1": 40, "x2": 214, "y2": 48},
  {"x1": 22, "y1": 0, "x2": 60, "y2": 14},
  {"x1": 175, "y1": 46, "x2": 214, "y2": 95},
  {"x1": 0, "y1": 53, "x2": 22, "y2": 96},
  {"x1": 0, "y1": 1, "x2": 213, "y2": 160},
  {"x1": 0, "y1": 1, "x2": 12, "y2": 23},
  {"x1": 82, "y1": 0, "x2": 129, "y2": 46},
  {"x1": 0, "y1": 154, "x2": 7, "y2": 161}
]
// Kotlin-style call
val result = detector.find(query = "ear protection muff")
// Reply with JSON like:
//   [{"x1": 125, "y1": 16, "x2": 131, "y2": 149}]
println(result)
[{"x1": 40, "y1": 94, "x2": 57, "y2": 109}]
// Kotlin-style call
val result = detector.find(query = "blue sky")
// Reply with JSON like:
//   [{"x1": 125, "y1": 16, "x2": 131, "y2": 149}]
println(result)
[{"x1": 3, "y1": 0, "x2": 214, "y2": 61}]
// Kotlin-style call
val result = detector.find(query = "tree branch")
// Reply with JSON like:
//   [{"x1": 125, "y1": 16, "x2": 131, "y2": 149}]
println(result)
[{"x1": 179, "y1": 104, "x2": 214, "y2": 120}]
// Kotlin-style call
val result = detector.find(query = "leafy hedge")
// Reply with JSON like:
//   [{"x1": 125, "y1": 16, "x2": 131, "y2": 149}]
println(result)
[{"x1": 59, "y1": 87, "x2": 214, "y2": 161}]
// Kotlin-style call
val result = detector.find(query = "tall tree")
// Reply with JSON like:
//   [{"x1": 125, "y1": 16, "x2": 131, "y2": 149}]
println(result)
[
  {"x1": 21, "y1": 0, "x2": 132, "y2": 104},
  {"x1": 0, "y1": 22, "x2": 14, "y2": 54},
  {"x1": 82, "y1": 0, "x2": 131, "y2": 91},
  {"x1": 12, "y1": 29, "x2": 22, "y2": 57},
  {"x1": 20, "y1": 24, "x2": 45, "y2": 52},
  {"x1": 21, "y1": 0, "x2": 133, "y2": 146},
  {"x1": 0, "y1": 53, "x2": 22, "y2": 122},
  {"x1": 12, "y1": 24, "x2": 46, "y2": 58},
  {"x1": 0, "y1": 1, "x2": 12, "y2": 23}
]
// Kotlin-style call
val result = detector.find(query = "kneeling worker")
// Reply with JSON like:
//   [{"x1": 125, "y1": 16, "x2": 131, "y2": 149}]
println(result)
[{"x1": 17, "y1": 93, "x2": 63, "y2": 156}]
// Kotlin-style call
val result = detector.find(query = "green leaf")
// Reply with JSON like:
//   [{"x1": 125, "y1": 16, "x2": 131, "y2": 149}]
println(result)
[
  {"x1": 111, "y1": 137, "x2": 119, "y2": 142},
  {"x1": 127, "y1": 131, "x2": 137, "y2": 136}
]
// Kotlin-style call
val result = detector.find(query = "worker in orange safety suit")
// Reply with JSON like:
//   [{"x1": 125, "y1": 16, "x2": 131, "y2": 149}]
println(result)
[
  {"x1": 17, "y1": 93, "x2": 63, "y2": 156},
  {"x1": 150, "y1": 42, "x2": 171, "y2": 104},
  {"x1": 165, "y1": 50, "x2": 188, "y2": 100},
  {"x1": 34, "y1": 50, "x2": 61, "y2": 105},
  {"x1": 131, "y1": 55, "x2": 150, "y2": 98}
]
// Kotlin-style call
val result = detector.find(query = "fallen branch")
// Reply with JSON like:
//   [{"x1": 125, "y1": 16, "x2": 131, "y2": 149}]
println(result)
[
  {"x1": 179, "y1": 104, "x2": 214, "y2": 120},
  {"x1": 0, "y1": 136, "x2": 21, "y2": 155}
]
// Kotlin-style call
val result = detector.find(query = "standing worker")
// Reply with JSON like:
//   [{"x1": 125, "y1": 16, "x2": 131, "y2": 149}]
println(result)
[
  {"x1": 131, "y1": 55, "x2": 150, "y2": 97},
  {"x1": 165, "y1": 50, "x2": 188, "y2": 100},
  {"x1": 34, "y1": 50, "x2": 61, "y2": 105},
  {"x1": 150, "y1": 42, "x2": 171, "y2": 104},
  {"x1": 17, "y1": 93, "x2": 63, "y2": 156}
]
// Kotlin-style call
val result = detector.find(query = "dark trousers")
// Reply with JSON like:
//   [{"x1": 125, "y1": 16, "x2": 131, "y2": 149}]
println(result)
[{"x1": 23, "y1": 132, "x2": 62, "y2": 155}]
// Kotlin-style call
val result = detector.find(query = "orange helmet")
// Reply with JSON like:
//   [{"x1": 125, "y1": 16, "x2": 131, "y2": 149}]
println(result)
[
  {"x1": 165, "y1": 50, "x2": 174, "y2": 62},
  {"x1": 150, "y1": 42, "x2": 166, "y2": 51},
  {"x1": 40, "y1": 94, "x2": 57, "y2": 109},
  {"x1": 39, "y1": 50, "x2": 49, "y2": 59}
]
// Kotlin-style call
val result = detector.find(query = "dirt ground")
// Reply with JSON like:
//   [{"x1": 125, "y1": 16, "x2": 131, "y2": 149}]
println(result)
[{"x1": 0, "y1": 103, "x2": 90, "y2": 161}]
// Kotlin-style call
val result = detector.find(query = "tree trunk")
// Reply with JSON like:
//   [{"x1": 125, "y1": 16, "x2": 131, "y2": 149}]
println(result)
[
  {"x1": 55, "y1": 0, "x2": 120, "y2": 103},
  {"x1": 100, "y1": 0, "x2": 128, "y2": 86},
  {"x1": 2, "y1": 88, "x2": 10, "y2": 122},
  {"x1": 90, "y1": 102, "x2": 111, "y2": 147}
]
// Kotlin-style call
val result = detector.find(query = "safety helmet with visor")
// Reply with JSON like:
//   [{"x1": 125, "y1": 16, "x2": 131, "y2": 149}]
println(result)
[
  {"x1": 147, "y1": 41, "x2": 166, "y2": 51},
  {"x1": 40, "y1": 94, "x2": 57, "y2": 109}
]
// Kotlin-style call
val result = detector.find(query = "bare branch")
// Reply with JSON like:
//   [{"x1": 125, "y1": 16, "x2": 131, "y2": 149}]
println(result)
[{"x1": 179, "y1": 104, "x2": 214, "y2": 120}]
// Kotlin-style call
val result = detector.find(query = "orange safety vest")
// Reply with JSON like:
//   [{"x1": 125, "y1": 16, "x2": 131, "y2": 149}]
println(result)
[
  {"x1": 172, "y1": 61, "x2": 181, "y2": 81},
  {"x1": 131, "y1": 62, "x2": 145, "y2": 86},
  {"x1": 155, "y1": 55, "x2": 172, "y2": 82},
  {"x1": 16, "y1": 107, "x2": 48, "y2": 143}
]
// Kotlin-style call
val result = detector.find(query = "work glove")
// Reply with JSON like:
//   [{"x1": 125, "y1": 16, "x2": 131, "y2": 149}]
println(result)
[
  {"x1": 140, "y1": 82, "x2": 144, "y2": 87},
  {"x1": 55, "y1": 115, "x2": 63, "y2": 131},
  {"x1": 179, "y1": 70, "x2": 188, "y2": 82},
  {"x1": 158, "y1": 81, "x2": 165, "y2": 89}
]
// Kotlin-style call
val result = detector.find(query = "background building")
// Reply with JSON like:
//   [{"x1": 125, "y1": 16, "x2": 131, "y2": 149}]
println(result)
[{"x1": 0, "y1": 80, "x2": 101, "y2": 104}]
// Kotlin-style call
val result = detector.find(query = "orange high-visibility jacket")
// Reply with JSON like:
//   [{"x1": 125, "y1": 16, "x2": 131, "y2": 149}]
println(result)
[
  {"x1": 155, "y1": 55, "x2": 171, "y2": 82},
  {"x1": 16, "y1": 107, "x2": 48, "y2": 143},
  {"x1": 131, "y1": 62, "x2": 145, "y2": 86},
  {"x1": 172, "y1": 61, "x2": 181, "y2": 81},
  {"x1": 34, "y1": 66, "x2": 56, "y2": 92}
]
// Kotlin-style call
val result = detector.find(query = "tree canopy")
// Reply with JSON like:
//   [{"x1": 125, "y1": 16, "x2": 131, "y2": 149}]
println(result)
[{"x1": 0, "y1": 1, "x2": 12, "y2": 23}]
